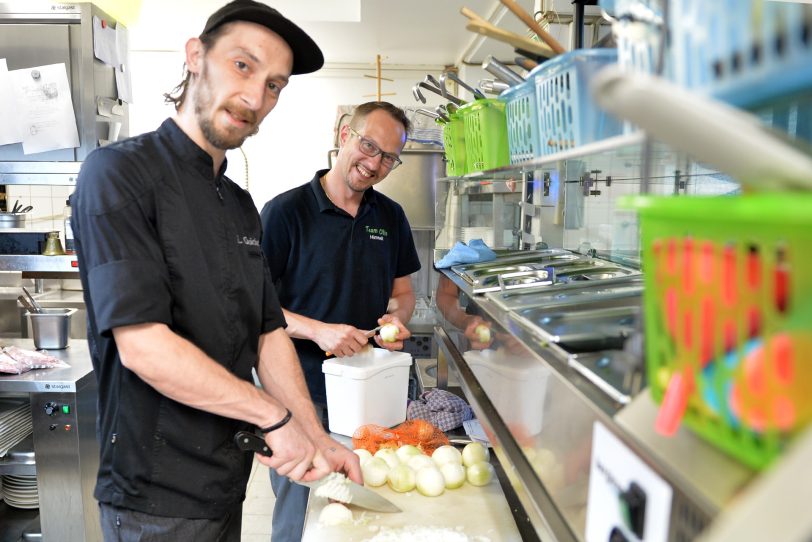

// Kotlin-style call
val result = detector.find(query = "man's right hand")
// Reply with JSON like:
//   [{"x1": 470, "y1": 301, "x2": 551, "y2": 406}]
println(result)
[
  {"x1": 256, "y1": 418, "x2": 331, "y2": 481},
  {"x1": 315, "y1": 323, "x2": 370, "y2": 357}
]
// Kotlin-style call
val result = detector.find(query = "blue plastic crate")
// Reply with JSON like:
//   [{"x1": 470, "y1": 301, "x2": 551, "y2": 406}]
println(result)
[
  {"x1": 501, "y1": 76, "x2": 540, "y2": 164},
  {"x1": 534, "y1": 49, "x2": 623, "y2": 157},
  {"x1": 670, "y1": 0, "x2": 812, "y2": 107}
]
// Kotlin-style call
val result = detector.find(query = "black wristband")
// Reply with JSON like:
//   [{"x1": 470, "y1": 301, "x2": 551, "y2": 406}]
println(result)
[{"x1": 259, "y1": 409, "x2": 292, "y2": 433}]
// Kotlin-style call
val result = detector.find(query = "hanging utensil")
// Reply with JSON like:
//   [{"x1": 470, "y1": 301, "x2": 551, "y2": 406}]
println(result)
[
  {"x1": 412, "y1": 84, "x2": 427, "y2": 104},
  {"x1": 482, "y1": 55, "x2": 525, "y2": 86},
  {"x1": 434, "y1": 106, "x2": 450, "y2": 123},
  {"x1": 591, "y1": 68, "x2": 812, "y2": 191},
  {"x1": 414, "y1": 108, "x2": 441, "y2": 120},
  {"x1": 479, "y1": 79, "x2": 510, "y2": 95},
  {"x1": 514, "y1": 56, "x2": 539, "y2": 71},
  {"x1": 498, "y1": 0, "x2": 567, "y2": 54},
  {"x1": 416, "y1": 81, "x2": 464, "y2": 106},
  {"x1": 443, "y1": 71, "x2": 487, "y2": 100},
  {"x1": 233, "y1": 431, "x2": 401, "y2": 513},
  {"x1": 21, "y1": 287, "x2": 43, "y2": 313}
]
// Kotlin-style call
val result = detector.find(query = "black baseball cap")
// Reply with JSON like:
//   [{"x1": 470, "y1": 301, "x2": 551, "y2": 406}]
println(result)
[{"x1": 201, "y1": 0, "x2": 324, "y2": 75}]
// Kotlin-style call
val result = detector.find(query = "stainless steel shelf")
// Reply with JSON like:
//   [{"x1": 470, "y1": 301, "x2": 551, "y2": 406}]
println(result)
[{"x1": 0, "y1": 255, "x2": 79, "y2": 277}]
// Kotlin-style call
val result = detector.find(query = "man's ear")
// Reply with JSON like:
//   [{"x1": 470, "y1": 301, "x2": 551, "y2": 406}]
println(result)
[
  {"x1": 338, "y1": 124, "x2": 350, "y2": 147},
  {"x1": 185, "y1": 37, "x2": 204, "y2": 75}
]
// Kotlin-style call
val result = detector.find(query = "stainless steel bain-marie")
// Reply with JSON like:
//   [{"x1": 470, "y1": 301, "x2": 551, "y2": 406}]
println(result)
[{"x1": 450, "y1": 250, "x2": 640, "y2": 294}]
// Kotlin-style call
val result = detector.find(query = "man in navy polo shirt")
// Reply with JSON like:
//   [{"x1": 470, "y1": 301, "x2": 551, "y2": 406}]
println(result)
[
  {"x1": 71, "y1": 1, "x2": 354, "y2": 540},
  {"x1": 260, "y1": 101, "x2": 421, "y2": 541}
]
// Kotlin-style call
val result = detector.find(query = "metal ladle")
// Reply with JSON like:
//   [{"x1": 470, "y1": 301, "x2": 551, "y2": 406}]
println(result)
[{"x1": 443, "y1": 71, "x2": 487, "y2": 100}]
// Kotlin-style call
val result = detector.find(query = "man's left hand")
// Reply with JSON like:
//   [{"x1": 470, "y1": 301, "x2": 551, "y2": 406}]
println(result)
[
  {"x1": 315, "y1": 434, "x2": 363, "y2": 485},
  {"x1": 372, "y1": 315, "x2": 410, "y2": 351}
]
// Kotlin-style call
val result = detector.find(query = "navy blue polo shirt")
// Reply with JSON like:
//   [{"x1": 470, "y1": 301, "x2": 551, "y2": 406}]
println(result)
[
  {"x1": 260, "y1": 170, "x2": 421, "y2": 404},
  {"x1": 72, "y1": 118, "x2": 286, "y2": 519}
]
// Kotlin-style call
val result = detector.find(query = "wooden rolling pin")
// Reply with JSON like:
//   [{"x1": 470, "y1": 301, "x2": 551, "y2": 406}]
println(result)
[
  {"x1": 461, "y1": 7, "x2": 555, "y2": 60},
  {"x1": 499, "y1": 0, "x2": 567, "y2": 54}
]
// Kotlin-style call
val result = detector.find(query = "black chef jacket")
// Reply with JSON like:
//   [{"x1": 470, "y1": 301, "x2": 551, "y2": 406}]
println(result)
[{"x1": 72, "y1": 118, "x2": 286, "y2": 519}]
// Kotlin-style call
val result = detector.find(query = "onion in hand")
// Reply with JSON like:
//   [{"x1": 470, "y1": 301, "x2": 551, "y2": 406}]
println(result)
[{"x1": 379, "y1": 323, "x2": 400, "y2": 343}]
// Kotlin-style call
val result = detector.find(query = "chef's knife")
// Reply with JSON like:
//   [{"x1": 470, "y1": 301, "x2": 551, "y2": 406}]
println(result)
[{"x1": 234, "y1": 431, "x2": 402, "y2": 513}]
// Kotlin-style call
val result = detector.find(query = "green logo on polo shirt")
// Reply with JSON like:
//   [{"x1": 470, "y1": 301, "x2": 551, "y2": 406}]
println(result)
[{"x1": 365, "y1": 225, "x2": 388, "y2": 241}]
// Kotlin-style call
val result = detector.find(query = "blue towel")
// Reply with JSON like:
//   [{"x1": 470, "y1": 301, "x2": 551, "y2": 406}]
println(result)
[{"x1": 434, "y1": 239, "x2": 497, "y2": 269}]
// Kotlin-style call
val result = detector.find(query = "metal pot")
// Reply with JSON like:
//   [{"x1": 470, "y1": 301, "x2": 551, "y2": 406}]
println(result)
[{"x1": 0, "y1": 212, "x2": 27, "y2": 228}]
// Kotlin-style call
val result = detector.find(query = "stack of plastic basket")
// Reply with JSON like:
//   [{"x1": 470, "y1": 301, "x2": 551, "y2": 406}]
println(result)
[
  {"x1": 629, "y1": 193, "x2": 812, "y2": 470},
  {"x1": 670, "y1": 0, "x2": 812, "y2": 107},
  {"x1": 442, "y1": 113, "x2": 467, "y2": 177},
  {"x1": 534, "y1": 49, "x2": 624, "y2": 157},
  {"x1": 502, "y1": 72, "x2": 541, "y2": 165},
  {"x1": 457, "y1": 98, "x2": 509, "y2": 173}
]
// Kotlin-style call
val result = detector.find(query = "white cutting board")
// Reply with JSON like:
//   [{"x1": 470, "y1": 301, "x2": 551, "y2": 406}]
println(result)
[{"x1": 302, "y1": 476, "x2": 522, "y2": 541}]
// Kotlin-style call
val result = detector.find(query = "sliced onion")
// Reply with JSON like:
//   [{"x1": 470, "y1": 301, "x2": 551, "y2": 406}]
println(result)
[
  {"x1": 415, "y1": 466, "x2": 445, "y2": 497},
  {"x1": 362, "y1": 456, "x2": 389, "y2": 487},
  {"x1": 461, "y1": 442, "x2": 490, "y2": 467},
  {"x1": 440, "y1": 462, "x2": 466, "y2": 489},
  {"x1": 386, "y1": 464, "x2": 416, "y2": 493},
  {"x1": 396, "y1": 444, "x2": 423, "y2": 464},
  {"x1": 353, "y1": 448, "x2": 373, "y2": 466},
  {"x1": 432, "y1": 445, "x2": 462, "y2": 467},
  {"x1": 466, "y1": 461, "x2": 494, "y2": 487}
]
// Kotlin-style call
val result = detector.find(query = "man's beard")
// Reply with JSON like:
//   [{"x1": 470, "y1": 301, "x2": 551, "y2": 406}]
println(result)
[{"x1": 193, "y1": 63, "x2": 258, "y2": 150}]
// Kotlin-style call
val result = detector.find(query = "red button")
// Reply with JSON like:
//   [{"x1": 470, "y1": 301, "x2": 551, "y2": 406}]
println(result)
[
  {"x1": 71, "y1": 260, "x2": 78, "y2": 268},
  {"x1": 101, "y1": 19, "x2": 107, "y2": 28},
  {"x1": 64, "y1": 425, "x2": 72, "y2": 431}
]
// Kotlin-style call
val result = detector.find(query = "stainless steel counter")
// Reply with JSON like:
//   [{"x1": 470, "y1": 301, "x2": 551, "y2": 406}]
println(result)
[
  {"x1": 0, "y1": 339, "x2": 100, "y2": 542},
  {"x1": 433, "y1": 266, "x2": 765, "y2": 542}
]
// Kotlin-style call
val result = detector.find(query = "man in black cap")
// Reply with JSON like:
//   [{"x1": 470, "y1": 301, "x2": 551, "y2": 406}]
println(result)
[{"x1": 72, "y1": 1, "x2": 360, "y2": 540}]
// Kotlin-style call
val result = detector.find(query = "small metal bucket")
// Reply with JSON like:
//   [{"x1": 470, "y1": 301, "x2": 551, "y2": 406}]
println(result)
[{"x1": 26, "y1": 308, "x2": 78, "y2": 349}]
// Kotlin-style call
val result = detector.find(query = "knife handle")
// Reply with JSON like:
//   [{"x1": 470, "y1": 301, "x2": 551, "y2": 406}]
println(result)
[{"x1": 234, "y1": 431, "x2": 273, "y2": 457}]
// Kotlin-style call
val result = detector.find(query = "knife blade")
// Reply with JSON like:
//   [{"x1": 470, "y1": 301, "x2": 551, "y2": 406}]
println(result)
[{"x1": 233, "y1": 431, "x2": 401, "y2": 513}]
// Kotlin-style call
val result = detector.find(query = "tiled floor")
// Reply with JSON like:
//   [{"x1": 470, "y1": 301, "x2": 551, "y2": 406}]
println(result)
[{"x1": 242, "y1": 458, "x2": 275, "y2": 542}]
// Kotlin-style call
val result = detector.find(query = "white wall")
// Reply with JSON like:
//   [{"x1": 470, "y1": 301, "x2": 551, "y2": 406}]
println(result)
[{"x1": 128, "y1": 51, "x2": 448, "y2": 210}]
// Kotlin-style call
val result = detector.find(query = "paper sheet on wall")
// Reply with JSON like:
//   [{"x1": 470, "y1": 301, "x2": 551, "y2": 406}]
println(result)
[
  {"x1": 0, "y1": 59, "x2": 23, "y2": 146},
  {"x1": 93, "y1": 15, "x2": 119, "y2": 67},
  {"x1": 115, "y1": 23, "x2": 132, "y2": 103},
  {"x1": 9, "y1": 63, "x2": 80, "y2": 155}
]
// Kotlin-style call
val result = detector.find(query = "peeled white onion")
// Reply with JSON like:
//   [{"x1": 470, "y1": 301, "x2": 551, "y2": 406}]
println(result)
[
  {"x1": 386, "y1": 464, "x2": 416, "y2": 493},
  {"x1": 432, "y1": 445, "x2": 462, "y2": 467},
  {"x1": 379, "y1": 323, "x2": 400, "y2": 343},
  {"x1": 362, "y1": 457, "x2": 389, "y2": 487},
  {"x1": 440, "y1": 462, "x2": 466, "y2": 489},
  {"x1": 466, "y1": 461, "x2": 494, "y2": 487},
  {"x1": 396, "y1": 444, "x2": 423, "y2": 464},
  {"x1": 354, "y1": 448, "x2": 373, "y2": 466},
  {"x1": 475, "y1": 324, "x2": 492, "y2": 343},
  {"x1": 318, "y1": 502, "x2": 353, "y2": 526},
  {"x1": 374, "y1": 447, "x2": 400, "y2": 470},
  {"x1": 461, "y1": 442, "x2": 490, "y2": 467},
  {"x1": 415, "y1": 466, "x2": 445, "y2": 497},
  {"x1": 408, "y1": 454, "x2": 436, "y2": 471}
]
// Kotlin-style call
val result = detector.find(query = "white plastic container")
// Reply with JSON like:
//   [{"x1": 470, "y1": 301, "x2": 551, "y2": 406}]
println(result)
[
  {"x1": 464, "y1": 349, "x2": 550, "y2": 437},
  {"x1": 322, "y1": 348, "x2": 413, "y2": 437}
]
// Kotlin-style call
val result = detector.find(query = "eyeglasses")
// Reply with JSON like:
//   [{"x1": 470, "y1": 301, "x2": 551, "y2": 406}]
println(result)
[{"x1": 348, "y1": 127, "x2": 402, "y2": 170}]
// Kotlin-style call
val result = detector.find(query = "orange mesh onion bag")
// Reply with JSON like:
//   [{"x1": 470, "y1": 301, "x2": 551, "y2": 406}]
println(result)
[{"x1": 352, "y1": 419, "x2": 450, "y2": 455}]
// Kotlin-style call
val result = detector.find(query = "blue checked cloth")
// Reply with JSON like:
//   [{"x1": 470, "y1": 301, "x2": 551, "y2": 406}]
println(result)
[
  {"x1": 434, "y1": 239, "x2": 497, "y2": 269},
  {"x1": 407, "y1": 389, "x2": 474, "y2": 431}
]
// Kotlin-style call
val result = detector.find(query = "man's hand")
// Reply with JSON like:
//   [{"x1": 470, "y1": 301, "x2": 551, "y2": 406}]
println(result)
[
  {"x1": 315, "y1": 323, "x2": 371, "y2": 358},
  {"x1": 373, "y1": 315, "x2": 410, "y2": 351},
  {"x1": 257, "y1": 418, "x2": 330, "y2": 481},
  {"x1": 314, "y1": 434, "x2": 363, "y2": 484},
  {"x1": 464, "y1": 316, "x2": 493, "y2": 350}
]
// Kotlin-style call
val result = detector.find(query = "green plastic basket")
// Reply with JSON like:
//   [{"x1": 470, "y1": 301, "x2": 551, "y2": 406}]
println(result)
[
  {"x1": 442, "y1": 114, "x2": 466, "y2": 177},
  {"x1": 458, "y1": 99, "x2": 509, "y2": 173},
  {"x1": 629, "y1": 194, "x2": 812, "y2": 470}
]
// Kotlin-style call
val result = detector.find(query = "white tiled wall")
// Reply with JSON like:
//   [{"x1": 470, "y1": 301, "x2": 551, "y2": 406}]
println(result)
[{"x1": 6, "y1": 185, "x2": 74, "y2": 236}]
